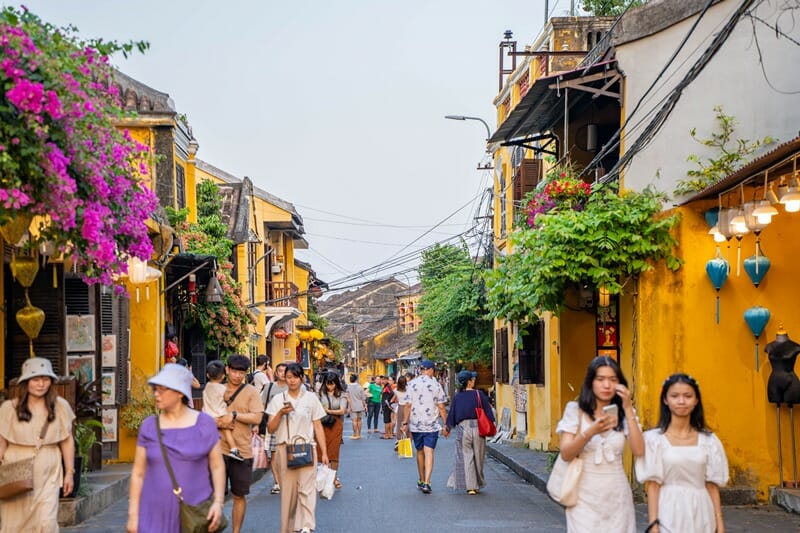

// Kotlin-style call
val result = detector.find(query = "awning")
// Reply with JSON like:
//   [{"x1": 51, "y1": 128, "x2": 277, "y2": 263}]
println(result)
[
  {"x1": 264, "y1": 307, "x2": 301, "y2": 337},
  {"x1": 489, "y1": 59, "x2": 620, "y2": 144},
  {"x1": 164, "y1": 253, "x2": 216, "y2": 290}
]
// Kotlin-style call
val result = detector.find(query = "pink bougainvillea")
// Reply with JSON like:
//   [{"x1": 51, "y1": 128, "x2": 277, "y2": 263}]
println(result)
[
  {"x1": 0, "y1": 7, "x2": 156, "y2": 288},
  {"x1": 525, "y1": 167, "x2": 592, "y2": 227}
]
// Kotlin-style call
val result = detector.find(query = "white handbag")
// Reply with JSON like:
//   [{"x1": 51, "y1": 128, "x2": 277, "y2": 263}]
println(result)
[{"x1": 546, "y1": 414, "x2": 584, "y2": 507}]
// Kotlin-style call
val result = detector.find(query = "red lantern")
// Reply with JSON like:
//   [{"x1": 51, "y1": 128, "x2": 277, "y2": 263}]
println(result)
[
  {"x1": 273, "y1": 327, "x2": 289, "y2": 339},
  {"x1": 188, "y1": 273, "x2": 197, "y2": 304}
]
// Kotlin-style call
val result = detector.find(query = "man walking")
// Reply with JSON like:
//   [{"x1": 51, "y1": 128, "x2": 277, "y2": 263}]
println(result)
[
  {"x1": 216, "y1": 355, "x2": 264, "y2": 533},
  {"x1": 346, "y1": 373, "x2": 366, "y2": 439},
  {"x1": 401, "y1": 360, "x2": 447, "y2": 494}
]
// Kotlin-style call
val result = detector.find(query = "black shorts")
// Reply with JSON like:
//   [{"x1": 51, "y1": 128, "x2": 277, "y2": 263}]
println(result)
[
  {"x1": 382, "y1": 404, "x2": 393, "y2": 424},
  {"x1": 224, "y1": 456, "x2": 253, "y2": 496}
]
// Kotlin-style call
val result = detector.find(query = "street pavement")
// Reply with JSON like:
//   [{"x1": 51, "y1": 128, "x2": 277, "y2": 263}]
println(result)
[{"x1": 64, "y1": 422, "x2": 800, "y2": 532}]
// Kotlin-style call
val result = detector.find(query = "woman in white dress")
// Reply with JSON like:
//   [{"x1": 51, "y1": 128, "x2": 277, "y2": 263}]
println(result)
[
  {"x1": 555, "y1": 356, "x2": 644, "y2": 533},
  {"x1": 636, "y1": 373, "x2": 728, "y2": 533}
]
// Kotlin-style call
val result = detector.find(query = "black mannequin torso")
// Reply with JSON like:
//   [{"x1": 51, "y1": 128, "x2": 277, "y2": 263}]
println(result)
[{"x1": 766, "y1": 333, "x2": 800, "y2": 405}]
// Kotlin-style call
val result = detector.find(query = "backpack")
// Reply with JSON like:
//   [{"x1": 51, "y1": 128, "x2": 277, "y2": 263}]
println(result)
[{"x1": 246, "y1": 369, "x2": 261, "y2": 385}]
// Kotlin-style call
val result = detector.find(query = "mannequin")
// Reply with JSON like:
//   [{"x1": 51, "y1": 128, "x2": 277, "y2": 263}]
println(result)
[{"x1": 765, "y1": 328, "x2": 800, "y2": 405}]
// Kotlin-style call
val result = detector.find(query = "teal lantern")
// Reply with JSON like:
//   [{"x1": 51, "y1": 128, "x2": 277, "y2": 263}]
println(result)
[
  {"x1": 744, "y1": 306, "x2": 770, "y2": 369},
  {"x1": 743, "y1": 244, "x2": 771, "y2": 288},
  {"x1": 705, "y1": 246, "x2": 730, "y2": 324}
]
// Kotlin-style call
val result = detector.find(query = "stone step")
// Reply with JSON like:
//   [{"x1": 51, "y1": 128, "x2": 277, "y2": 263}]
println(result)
[
  {"x1": 57, "y1": 470, "x2": 130, "y2": 527},
  {"x1": 772, "y1": 486, "x2": 800, "y2": 514}
]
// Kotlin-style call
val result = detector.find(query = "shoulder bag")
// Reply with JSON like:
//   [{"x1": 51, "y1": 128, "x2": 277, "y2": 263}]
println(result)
[
  {"x1": 475, "y1": 391, "x2": 497, "y2": 437},
  {"x1": 284, "y1": 393, "x2": 314, "y2": 469},
  {"x1": 319, "y1": 392, "x2": 337, "y2": 428},
  {"x1": 546, "y1": 413, "x2": 584, "y2": 507},
  {"x1": 0, "y1": 416, "x2": 51, "y2": 500},
  {"x1": 156, "y1": 416, "x2": 228, "y2": 533},
  {"x1": 257, "y1": 382, "x2": 274, "y2": 436}
]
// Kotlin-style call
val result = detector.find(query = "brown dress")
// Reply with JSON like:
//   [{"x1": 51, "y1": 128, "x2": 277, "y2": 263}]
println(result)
[
  {"x1": 0, "y1": 396, "x2": 75, "y2": 533},
  {"x1": 319, "y1": 393, "x2": 344, "y2": 463}
]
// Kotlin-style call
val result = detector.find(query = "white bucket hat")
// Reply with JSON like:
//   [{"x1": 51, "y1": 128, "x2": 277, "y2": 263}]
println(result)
[
  {"x1": 148, "y1": 363, "x2": 193, "y2": 401},
  {"x1": 18, "y1": 357, "x2": 58, "y2": 383}
]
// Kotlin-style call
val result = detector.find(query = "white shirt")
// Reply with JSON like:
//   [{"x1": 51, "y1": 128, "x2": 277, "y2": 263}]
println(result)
[
  {"x1": 407, "y1": 374, "x2": 446, "y2": 433},
  {"x1": 266, "y1": 389, "x2": 325, "y2": 445}
]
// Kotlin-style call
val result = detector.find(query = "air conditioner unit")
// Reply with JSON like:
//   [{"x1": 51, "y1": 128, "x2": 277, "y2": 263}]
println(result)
[{"x1": 271, "y1": 263, "x2": 283, "y2": 274}]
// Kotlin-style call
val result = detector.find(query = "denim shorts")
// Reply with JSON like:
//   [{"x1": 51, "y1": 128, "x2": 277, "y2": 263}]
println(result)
[{"x1": 411, "y1": 430, "x2": 439, "y2": 450}]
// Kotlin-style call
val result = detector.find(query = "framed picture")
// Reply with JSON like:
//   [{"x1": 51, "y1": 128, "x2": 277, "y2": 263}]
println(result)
[
  {"x1": 66, "y1": 354, "x2": 94, "y2": 384},
  {"x1": 102, "y1": 372, "x2": 115, "y2": 406},
  {"x1": 66, "y1": 315, "x2": 95, "y2": 352},
  {"x1": 101, "y1": 335, "x2": 117, "y2": 367},
  {"x1": 102, "y1": 408, "x2": 117, "y2": 443}
]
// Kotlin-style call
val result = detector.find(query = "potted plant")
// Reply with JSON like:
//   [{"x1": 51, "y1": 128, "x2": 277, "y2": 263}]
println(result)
[{"x1": 65, "y1": 418, "x2": 103, "y2": 497}]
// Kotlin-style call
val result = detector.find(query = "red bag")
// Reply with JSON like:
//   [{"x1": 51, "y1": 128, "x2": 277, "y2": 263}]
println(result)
[
  {"x1": 252, "y1": 434, "x2": 268, "y2": 471},
  {"x1": 475, "y1": 391, "x2": 496, "y2": 437}
]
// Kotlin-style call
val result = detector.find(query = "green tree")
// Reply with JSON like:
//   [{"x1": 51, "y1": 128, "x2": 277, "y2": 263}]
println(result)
[
  {"x1": 416, "y1": 244, "x2": 493, "y2": 366},
  {"x1": 581, "y1": 0, "x2": 644, "y2": 16}
]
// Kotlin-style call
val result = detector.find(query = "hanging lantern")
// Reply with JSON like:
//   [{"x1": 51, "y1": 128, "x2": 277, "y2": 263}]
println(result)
[
  {"x1": 705, "y1": 246, "x2": 730, "y2": 324},
  {"x1": 128, "y1": 257, "x2": 149, "y2": 303},
  {"x1": 704, "y1": 207, "x2": 720, "y2": 229},
  {"x1": 597, "y1": 286, "x2": 611, "y2": 308},
  {"x1": 11, "y1": 255, "x2": 40, "y2": 288},
  {"x1": 188, "y1": 273, "x2": 197, "y2": 304},
  {"x1": 744, "y1": 306, "x2": 771, "y2": 369},
  {"x1": 0, "y1": 212, "x2": 33, "y2": 246},
  {"x1": 310, "y1": 328, "x2": 324, "y2": 341},
  {"x1": 297, "y1": 329, "x2": 312, "y2": 342},
  {"x1": 743, "y1": 243, "x2": 771, "y2": 288},
  {"x1": 16, "y1": 289, "x2": 45, "y2": 357},
  {"x1": 273, "y1": 327, "x2": 289, "y2": 339}
]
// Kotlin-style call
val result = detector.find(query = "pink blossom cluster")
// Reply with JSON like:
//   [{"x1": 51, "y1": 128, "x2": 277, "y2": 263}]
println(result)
[
  {"x1": 525, "y1": 172, "x2": 593, "y2": 228},
  {"x1": 0, "y1": 8, "x2": 157, "y2": 287}
]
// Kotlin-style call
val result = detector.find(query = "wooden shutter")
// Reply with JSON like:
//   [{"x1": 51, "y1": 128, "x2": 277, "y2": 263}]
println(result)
[
  {"x1": 519, "y1": 321, "x2": 545, "y2": 385},
  {"x1": 5, "y1": 262, "x2": 65, "y2": 381},
  {"x1": 513, "y1": 159, "x2": 543, "y2": 202},
  {"x1": 493, "y1": 327, "x2": 509, "y2": 384},
  {"x1": 99, "y1": 289, "x2": 130, "y2": 405}
]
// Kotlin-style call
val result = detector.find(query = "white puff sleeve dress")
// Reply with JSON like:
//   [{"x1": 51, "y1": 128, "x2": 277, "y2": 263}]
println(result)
[
  {"x1": 635, "y1": 429, "x2": 729, "y2": 533},
  {"x1": 555, "y1": 401, "x2": 637, "y2": 533}
]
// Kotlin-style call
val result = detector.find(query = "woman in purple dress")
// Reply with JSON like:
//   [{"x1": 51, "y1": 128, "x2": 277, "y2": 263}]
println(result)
[{"x1": 126, "y1": 364, "x2": 226, "y2": 532}]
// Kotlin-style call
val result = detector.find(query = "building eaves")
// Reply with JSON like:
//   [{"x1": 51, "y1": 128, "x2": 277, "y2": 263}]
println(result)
[
  {"x1": 112, "y1": 69, "x2": 175, "y2": 117},
  {"x1": 612, "y1": 0, "x2": 724, "y2": 47},
  {"x1": 681, "y1": 136, "x2": 800, "y2": 204}
]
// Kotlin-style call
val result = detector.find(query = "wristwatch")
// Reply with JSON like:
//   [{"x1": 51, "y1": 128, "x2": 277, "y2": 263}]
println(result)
[{"x1": 232, "y1": 411, "x2": 238, "y2": 422}]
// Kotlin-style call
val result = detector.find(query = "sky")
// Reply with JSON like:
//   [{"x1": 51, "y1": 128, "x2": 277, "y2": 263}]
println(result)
[{"x1": 7, "y1": 0, "x2": 564, "y2": 292}]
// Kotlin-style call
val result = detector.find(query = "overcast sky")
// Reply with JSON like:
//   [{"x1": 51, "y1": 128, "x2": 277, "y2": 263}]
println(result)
[{"x1": 8, "y1": 0, "x2": 561, "y2": 291}]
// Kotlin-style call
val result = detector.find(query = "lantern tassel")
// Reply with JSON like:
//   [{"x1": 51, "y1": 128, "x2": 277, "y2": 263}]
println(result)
[
  {"x1": 29, "y1": 340, "x2": 34, "y2": 358},
  {"x1": 736, "y1": 244, "x2": 741, "y2": 277},
  {"x1": 715, "y1": 294, "x2": 720, "y2": 324},
  {"x1": 755, "y1": 340, "x2": 760, "y2": 370},
  {"x1": 52, "y1": 264, "x2": 57, "y2": 288}
]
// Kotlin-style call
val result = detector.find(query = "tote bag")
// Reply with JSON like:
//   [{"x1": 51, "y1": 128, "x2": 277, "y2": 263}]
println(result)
[
  {"x1": 397, "y1": 432, "x2": 413, "y2": 459},
  {"x1": 546, "y1": 414, "x2": 584, "y2": 507},
  {"x1": 475, "y1": 391, "x2": 497, "y2": 437}
]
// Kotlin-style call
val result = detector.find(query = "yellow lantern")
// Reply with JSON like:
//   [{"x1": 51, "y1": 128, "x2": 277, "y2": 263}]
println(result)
[
  {"x1": 310, "y1": 328, "x2": 324, "y2": 341},
  {"x1": 297, "y1": 330, "x2": 312, "y2": 342},
  {"x1": 598, "y1": 286, "x2": 611, "y2": 308}
]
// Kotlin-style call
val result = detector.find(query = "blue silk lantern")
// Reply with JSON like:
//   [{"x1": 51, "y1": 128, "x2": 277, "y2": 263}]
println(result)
[
  {"x1": 743, "y1": 244, "x2": 771, "y2": 288},
  {"x1": 704, "y1": 207, "x2": 720, "y2": 229},
  {"x1": 705, "y1": 247, "x2": 730, "y2": 324},
  {"x1": 744, "y1": 306, "x2": 770, "y2": 369}
]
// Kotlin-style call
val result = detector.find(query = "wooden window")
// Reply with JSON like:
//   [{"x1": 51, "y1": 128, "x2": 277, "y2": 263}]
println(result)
[
  {"x1": 175, "y1": 163, "x2": 186, "y2": 209},
  {"x1": 518, "y1": 320, "x2": 545, "y2": 385},
  {"x1": 513, "y1": 159, "x2": 543, "y2": 204},
  {"x1": 494, "y1": 327, "x2": 509, "y2": 384}
]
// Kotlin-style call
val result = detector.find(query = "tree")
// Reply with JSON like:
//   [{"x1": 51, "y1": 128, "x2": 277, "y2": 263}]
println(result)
[
  {"x1": 416, "y1": 244, "x2": 493, "y2": 366},
  {"x1": 581, "y1": 0, "x2": 644, "y2": 16}
]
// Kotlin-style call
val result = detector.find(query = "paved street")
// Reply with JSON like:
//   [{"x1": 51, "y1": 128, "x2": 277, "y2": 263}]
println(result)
[
  {"x1": 65, "y1": 424, "x2": 565, "y2": 532},
  {"x1": 63, "y1": 421, "x2": 800, "y2": 532}
]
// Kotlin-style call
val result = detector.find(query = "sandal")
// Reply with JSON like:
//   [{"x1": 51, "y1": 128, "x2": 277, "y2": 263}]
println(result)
[{"x1": 334, "y1": 478, "x2": 342, "y2": 489}]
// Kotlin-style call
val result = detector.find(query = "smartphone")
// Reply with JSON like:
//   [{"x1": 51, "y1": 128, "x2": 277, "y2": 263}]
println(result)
[{"x1": 602, "y1": 404, "x2": 619, "y2": 418}]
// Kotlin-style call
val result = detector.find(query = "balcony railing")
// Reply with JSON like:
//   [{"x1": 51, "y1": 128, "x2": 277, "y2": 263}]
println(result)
[{"x1": 267, "y1": 281, "x2": 299, "y2": 308}]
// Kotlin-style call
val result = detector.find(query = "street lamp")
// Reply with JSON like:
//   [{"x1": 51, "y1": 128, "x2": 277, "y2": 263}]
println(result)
[{"x1": 444, "y1": 115, "x2": 492, "y2": 142}]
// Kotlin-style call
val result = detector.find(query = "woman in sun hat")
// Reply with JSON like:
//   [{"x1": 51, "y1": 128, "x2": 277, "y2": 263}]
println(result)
[
  {"x1": 0, "y1": 357, "x2": 76, "y2": 532},
  {"x1": 126, "y1": 363, "x2": 227, "y2": 533},
  {"x1": 444, "y1": 369, "x2": 494, "y2": 495}
]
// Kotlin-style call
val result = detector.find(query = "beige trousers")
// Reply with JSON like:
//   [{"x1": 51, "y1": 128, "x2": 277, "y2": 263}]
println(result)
[{"x1": 274, "y1": 444, "x2": 318, "y2": 533}]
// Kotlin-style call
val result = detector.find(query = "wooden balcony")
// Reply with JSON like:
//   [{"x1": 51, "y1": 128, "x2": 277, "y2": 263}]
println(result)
[{"x1": 268, "y1": 281, "x2": 299, "y2": 308}]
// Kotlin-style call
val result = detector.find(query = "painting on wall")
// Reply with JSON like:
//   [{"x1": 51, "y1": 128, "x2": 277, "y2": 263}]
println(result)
[
  {"x1": 66, "y1": 354, "x2": 94, "y2": 384},
  {"x1": 102, "y1": 372, "x2": 115, "y2": 406},
  {"x1": 66, "y1": 315, "x2": 95, "y2": 352},
  {"x1": 101, "y1": 335, "x2": 117, "y2": 367},
  {"x1": 102, "y1": 408, "x2": 117, "y2": 442}
]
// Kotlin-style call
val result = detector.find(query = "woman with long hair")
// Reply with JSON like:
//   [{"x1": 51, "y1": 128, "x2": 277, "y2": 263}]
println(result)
[
  {"x1": 0, "y1": 358, "x2": 76, "y2": 532},
  {"x1": 555, "y1": 356, "x2": 644, "y2": 532},
  {"x1": 127, "y1": 364, "x2": 226, "y2": 532},
  {"x1": 444, "y1": 370, "x2": 495, "y2": 494},
  {"x1": 266, "y1": 363, "x2": 329, "y2": 533},
  {"x1": 636, "y1": 374, "x2": 728, "y2": 533},
  {"x1": 318, "y1": 371, "x2": 346, "y2": 488},
  {"x1": 393, "y1": 374, "x2": 411, "y2": 443}
]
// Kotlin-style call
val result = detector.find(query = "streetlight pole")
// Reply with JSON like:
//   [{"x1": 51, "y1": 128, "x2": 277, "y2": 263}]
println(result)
[{"x1": 444, "y1": 115, "x2": 492, "y2": 143}]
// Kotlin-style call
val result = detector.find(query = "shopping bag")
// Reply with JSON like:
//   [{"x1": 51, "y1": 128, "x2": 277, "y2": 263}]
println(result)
[
  {"x1": 397, "y1": 434, "x2": 413, "y2": 459},
  {"x1": 316, "y1": 464, "x2": 336, "y2": 500},
  {"x1": 251, "y1": 434, "x2": 268, "y2": 471}
]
